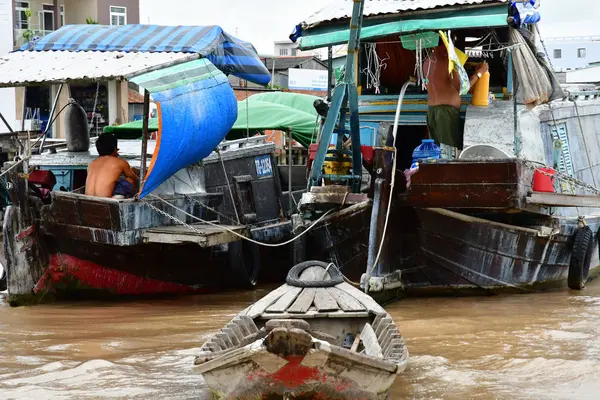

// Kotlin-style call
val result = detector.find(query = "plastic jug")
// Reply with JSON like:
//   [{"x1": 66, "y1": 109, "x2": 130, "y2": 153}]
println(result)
[
  {"x1": 412, "y1": 139, "x2": 441, "y2": 167},
  {"x1": 472, "y1": 71, "x2": 490, "y2": 107}
]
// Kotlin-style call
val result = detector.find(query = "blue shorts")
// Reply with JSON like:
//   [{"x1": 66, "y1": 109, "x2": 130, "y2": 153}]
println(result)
[{"x1": 113, "y1": 178, "x2": 135, "y2": 197}]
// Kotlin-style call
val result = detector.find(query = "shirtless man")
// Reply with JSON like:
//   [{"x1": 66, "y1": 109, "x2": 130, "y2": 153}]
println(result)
[
  {"x1": 85, "y1": 133, "x2": 138, "y2": 198},
  {"x1": 424, "y1": 41, "x2": 488, "y2": 155}
]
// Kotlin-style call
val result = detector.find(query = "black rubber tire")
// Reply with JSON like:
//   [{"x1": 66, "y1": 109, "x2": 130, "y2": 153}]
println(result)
[
  {"x1": 568, "y1": 226, "x2": 594, "y2": 290},
  {"x1": 286, "y1": 260, "x2": 344, "y2": 287},
  {"x1": 228, "y1": 240, "x2": 261, "y2": 289}
]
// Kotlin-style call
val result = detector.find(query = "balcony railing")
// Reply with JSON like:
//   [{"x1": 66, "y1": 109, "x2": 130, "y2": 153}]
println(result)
[{"x1": 14, "y1": 29, "x2": 54, "y2": 48}]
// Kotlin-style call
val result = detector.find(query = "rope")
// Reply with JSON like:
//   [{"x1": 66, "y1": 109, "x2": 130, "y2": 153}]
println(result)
[
  {"x1": 142, "y1": 194, "x2": 334, "y2": 248},
  {"x1": 0, "y1": 157, "x2": 28, "y2": 180},
  {"x1": 216, "y1": 149, "x2": 241, "y2": 224}
]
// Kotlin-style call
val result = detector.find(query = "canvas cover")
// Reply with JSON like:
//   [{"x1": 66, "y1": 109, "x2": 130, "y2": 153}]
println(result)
[
  {"x1": 18, "y1": 24, "x2": 271, "y2": 85},
  {"x1": 130, "y1": 58, "x2": 237, "y2": 198}
]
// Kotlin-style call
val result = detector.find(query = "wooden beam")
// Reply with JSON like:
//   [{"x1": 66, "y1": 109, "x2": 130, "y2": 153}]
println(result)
[
  {"x1": 527, "y1": 192, "x2": 600, "y2": 208},
  {"x1": 140, "y1": 90, "x2": 150, "y2": 186}
]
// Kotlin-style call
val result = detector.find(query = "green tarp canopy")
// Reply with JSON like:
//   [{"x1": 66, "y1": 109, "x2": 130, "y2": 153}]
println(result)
[
  {"x1": 104, "y1": 91, "x2": 322, "y2": 148},
  {"x1": 299, "y1": 5, "x2": 509, "y2": 50},
  {"x1": 231, "y1": 92, "x2": 321, "y2": 148}
]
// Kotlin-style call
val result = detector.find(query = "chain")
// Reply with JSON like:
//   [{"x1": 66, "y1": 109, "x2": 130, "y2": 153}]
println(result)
[
  {"x1": 142, "y1": 198, "x2": 214, "y2": 237},
  {"x1": 534, "y1": 25, "x2": 554, "y2": 72},
  {"x1": 524, "y1": 160, "x2": 600, "y2": 195},
  {"x1": 142, "y1": 194, "x2": 334, "y2": 248},
  {"x1": 184, "y1": 194, "x2": 240, "y2": 225}
]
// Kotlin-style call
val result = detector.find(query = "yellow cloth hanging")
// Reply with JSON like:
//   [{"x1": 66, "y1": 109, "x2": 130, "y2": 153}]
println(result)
[{"x1": 438, "y1": 31, "x2": 468, "y2": 73}]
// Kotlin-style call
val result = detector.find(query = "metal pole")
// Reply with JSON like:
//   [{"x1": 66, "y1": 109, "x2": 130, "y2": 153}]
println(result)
[
  {"x1": 288, "y1": 130, "x2": 293, "y2": 214},
  {"x1": 40, "y1": 83, "x2": 63, "y2": 154},
  {"x1": 53, "y1": 0, "x2": 60, "y2": 30},
  {"x1": 0, "y1": 111, "x2": 14, "y2": 133},
  {"x1": 512, "y1": 52, "x2": 520, "y2": 158},
  {"x1": 271, "y1": 57, "x2": 276, "y2": 89},
  {"x1": 140, "y1": 90, "x2": 150, "y2": 187},
  {"x1": 327, "y1": 46, "x2": 333, "y2": 102}
]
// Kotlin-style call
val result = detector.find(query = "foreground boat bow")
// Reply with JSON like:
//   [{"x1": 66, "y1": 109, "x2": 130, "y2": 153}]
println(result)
[{"x1": 195, "y1": 261, "x2": 408, "y2": 399}]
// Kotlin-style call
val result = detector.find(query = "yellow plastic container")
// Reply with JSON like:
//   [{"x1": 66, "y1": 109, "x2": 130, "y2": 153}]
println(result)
[{"x1": 471, "y1": 71, "x2": 490, "y2": 107}]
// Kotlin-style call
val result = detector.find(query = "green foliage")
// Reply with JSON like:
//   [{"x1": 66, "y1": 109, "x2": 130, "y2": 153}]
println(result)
[
  {"x1": 21, "y1": 9, "x2": 34, "y2": 43},
  {"x1": 85, "y1": 17, "x2": 98, "y2": 24}
]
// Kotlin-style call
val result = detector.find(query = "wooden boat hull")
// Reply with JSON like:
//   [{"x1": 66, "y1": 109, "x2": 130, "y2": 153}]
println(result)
[
  {"x1": 303, "y1": 201, "x2": 372, "y2": 281},
  {"x1": 199, "y1": 338, "x2": 404, "y2": 400},
  {"x1": 399, "y1": 208, "x2": 600, "y2": 295}
]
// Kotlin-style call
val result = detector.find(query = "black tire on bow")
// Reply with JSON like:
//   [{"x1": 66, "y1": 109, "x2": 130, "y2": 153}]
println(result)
[
  {"x1": 228, "y1": 240, "x2": 261, "y2": 289},
  {"x1": 286, "y1": 260, "x2": 344, "y2": 288},
  {"x1": 568, "y1": 226, "x2": 594, "y2": 290}
]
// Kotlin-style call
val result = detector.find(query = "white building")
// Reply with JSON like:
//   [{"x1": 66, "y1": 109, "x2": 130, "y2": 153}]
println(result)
[{"x1": 544, "y1": 36, "x2": 600, "y2": 72}]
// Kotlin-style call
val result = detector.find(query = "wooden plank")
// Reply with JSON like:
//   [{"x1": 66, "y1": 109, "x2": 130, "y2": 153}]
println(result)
[
  {"x1": 225, "y1": 323, "x2": 244, "y2": 342},
  {"x1": 336, "y1": 282, "x2": 386, "y2": 315},
  {"x1": 265, "y1": 286, "x2": 302, "y2": 313},
  {"x1": 212, "y1": 336, "x2": 226, "y2": 350},
  {"x1": 222, "y1": 328, "x2": 240, "y2": 346},
  {"x1": 239, "y1": 316, "x2": 259, "y2": 334},
  {"x1": 142, "y1": 224, "x2": 248, "y2": 247},
  {"x1": 313, "y1": 288, "x2": 339, "y2": 312},
  {"x1": 259, "y1": 311, "x2": 370, "y2": 319},
  {"x1": 326, "y1": 286, "x2": 366, "y2": 312},
  {"x1": 412, "y1": 160, "x2": 519, "y2": 185},
  {"x1": 371, "y1": 314, "x2": 384, "y2": 333},
  {"x1": 245, "y1": 284, "x2": 292, "y2": 318},
  {"x1": 360, "y1": 323, "x2": 383, "y2": 358},
  {"x1": 350, "y1": 333, "x2": 361, "y2": 352},
  {"x1": 374, "y1": 317, "x2": 392, "y2": 338},
  {"x1": 527, "y1": 192, "x2": 600, "y2": 208},
  {"x1": 287, "y1": 288, "x2": 317, "y2": 313},
  {"x1": 216, "y1": 332, "x2": 233, "y2": 349}
]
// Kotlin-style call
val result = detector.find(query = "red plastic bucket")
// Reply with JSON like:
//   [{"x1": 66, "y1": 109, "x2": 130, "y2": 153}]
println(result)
[{"x1": 533, "y1": 167, "x2": 556, "y2": 192}]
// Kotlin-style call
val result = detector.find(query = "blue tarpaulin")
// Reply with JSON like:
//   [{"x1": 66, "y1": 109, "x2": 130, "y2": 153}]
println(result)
[
  {"x1": 130, "y1": 59, "x2": 237, "y2": 198},
  {"x1": 17, "y1": 24, "x2": 271, "y2": 86}
]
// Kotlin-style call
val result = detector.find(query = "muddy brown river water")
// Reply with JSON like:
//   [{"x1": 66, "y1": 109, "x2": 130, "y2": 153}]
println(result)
[{"x1": 1, "y1": 279, "x2": 600, "y2": 399}]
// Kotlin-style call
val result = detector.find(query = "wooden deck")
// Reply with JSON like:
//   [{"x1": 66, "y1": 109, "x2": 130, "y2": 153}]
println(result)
[{"x1": 142, "y1": 224, "x2": 249, "y2": 247}]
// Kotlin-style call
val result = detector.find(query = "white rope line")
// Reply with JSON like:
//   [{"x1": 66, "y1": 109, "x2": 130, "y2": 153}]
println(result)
[{"x1": 143, "y1": 193, "x2": 334, "y2": 248}]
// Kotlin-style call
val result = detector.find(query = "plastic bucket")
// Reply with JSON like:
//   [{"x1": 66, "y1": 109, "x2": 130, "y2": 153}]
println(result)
[{"x1": 533, "y1": 167, "x2": 556, "y2": 192}]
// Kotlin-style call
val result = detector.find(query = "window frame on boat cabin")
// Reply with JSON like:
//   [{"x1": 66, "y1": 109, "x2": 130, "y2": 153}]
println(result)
[
  {"x1": 110, "y1": 5, "x2": 127, "y2": 26},
  {"x1": 577, "y1": 48, "x2": 586, "y2": 59}
]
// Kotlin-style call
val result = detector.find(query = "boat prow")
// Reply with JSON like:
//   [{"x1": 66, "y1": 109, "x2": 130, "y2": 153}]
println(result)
[{"x1": 195, "y1": 261, "x2": 408, "y2": 399}]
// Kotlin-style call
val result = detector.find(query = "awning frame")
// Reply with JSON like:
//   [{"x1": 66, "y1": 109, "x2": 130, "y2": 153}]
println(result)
[{"x1": 299, "y1": 4, "x2": 509, "y2": 50}]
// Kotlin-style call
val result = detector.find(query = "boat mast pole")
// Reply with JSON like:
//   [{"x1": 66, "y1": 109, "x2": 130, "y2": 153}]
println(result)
[
  {"x1": 308, "y1": 0, "x2": 364, "y2": 192},
  {"x1": 140, "y1": 90, "x2": 150, "y2": 187},
  {"x1": 327, "y1": 46, "x2": 333, "y2": 102}
]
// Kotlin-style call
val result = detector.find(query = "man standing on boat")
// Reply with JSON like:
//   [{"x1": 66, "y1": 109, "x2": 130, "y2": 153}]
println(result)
[
  {"x1": 85, "y1": 133, "x2": 138, "y2": 198},
  {"x1": 424, "y1": 37, "x2": 488, "y2": 158}
]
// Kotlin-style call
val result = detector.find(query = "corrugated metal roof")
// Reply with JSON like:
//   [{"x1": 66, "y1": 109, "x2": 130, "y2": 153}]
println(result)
[
  {"x1": 263, "y1": 56, "x2": 326, "y2": 70},
  {"x1": 0, "y1": 51, "x2": 195, "y2": 87},
  {"x1": 301, "y1": 0, "x2": 509, "y2": 29}
]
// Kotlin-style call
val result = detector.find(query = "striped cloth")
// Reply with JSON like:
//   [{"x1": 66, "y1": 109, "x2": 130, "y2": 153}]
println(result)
[{"x1": 17, "y1": 24, "x2": 270, "y2": 86}]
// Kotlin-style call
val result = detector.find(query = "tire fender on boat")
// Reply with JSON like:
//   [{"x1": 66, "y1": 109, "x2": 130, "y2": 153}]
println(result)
[
  {"x1": 286, "y1": 260, "x2": 344, "y2": 287},
  {"x1": 568, "y1": 226, "x2": 594, "y2": 290}
]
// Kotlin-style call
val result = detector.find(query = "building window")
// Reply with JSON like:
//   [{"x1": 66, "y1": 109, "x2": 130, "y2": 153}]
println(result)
[
  {"x1": 577, "y1": 48, "x2": 586, "y2": 58},
  {"x1": 40, "y1": 4, "x2": 64, "y2": 31},
  {"x1": 110, "y1": 6, "x2": 127, "y2": 26},
  {"x1": 553, "y1": 49, "x2": 562, "y2": 59},
  {"x1": 279, "y1": 48, "x2": 288, "y2": 56},
  {"x1": 15, "y1": 2, "x2": 29, "y2": 30}
]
